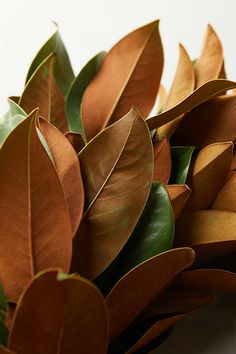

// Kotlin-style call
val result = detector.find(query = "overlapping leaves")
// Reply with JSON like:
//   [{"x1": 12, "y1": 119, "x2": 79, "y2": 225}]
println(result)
[{"x1": 0, "y1": 20, "x2": 236, "y2": 354}]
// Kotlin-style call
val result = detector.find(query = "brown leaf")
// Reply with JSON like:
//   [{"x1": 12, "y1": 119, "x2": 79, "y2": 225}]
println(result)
[
  {"x1": 184, "y1": 142, "x2": 233, "y2": 211},
  {"x1": 38, "y1": 118, "x2": 84, "y2": 236},
  {"x1": 173, "y1": 95, "x2": 236, "y2": 148},
  {"x1": 73, "y1": 108, "x2": 153, "y2": 279},
  {"x1": 0, "y1": 349, "x2": 15, "y2": 354},
  {"x1": 175, "y1": 210, "x2": 236, "y2": 263},
  {"x1": 9, "y1": 270, "x2": 108, "y2": 354},
  {"x1": 146, "y1": 79, "x2": 236, "y2": 130},
  {"x1": 106, "y1": 247, "x2": 195, "y2": 343},
  {"x1": 211, "y1": 172, "x2": 236, "y2": 211},
  {"x1": 124, "y1": 314, "x2": 187, "y2": 354},
  {"x1": 0, "y1": 111, "x2": 72, "y2": 301},
  {"x1": 158, "y1": 44, "x2": 195, "y2": 137},
  {"x1": 20, "y1": 53, "x2": 68, "y2": 133},
  {"x1": 195, "y1": 24, "x2": 223, "y2": 88},
  {"x1": 126, "y1": 287, "x2": 214, "y2": 353},
  {"x1": 166, "y1": 184, "x2": 191, "y2": 219},
  {"x1": 64, "y1": 131, "x2": 85, "y2": 153},
  {"x1": 176, "y1": 269, "x2": 236, "y2": 292},
  {"x1": 81, "y1": 21, "x2": 164, "y2": 140},
  {"x1": 153, "y1": 138, "x2": 171, "y2": 183},
  {"x1": 157, "y1": 84, "x2": 167, "y2": 113}
]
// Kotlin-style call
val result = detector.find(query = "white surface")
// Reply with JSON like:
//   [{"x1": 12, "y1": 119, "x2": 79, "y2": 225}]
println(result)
[
  {"x1": 1, "y1": 2, "x2": 236, "y2": 353},
  {"x1": 1, "y1": 0, "x2": 236, "y2": 116}
]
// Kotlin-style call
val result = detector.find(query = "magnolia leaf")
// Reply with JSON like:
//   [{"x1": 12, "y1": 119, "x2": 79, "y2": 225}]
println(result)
[
  {"x1": 9, "y1": 270, "x2": 107, "y2": 354},
  {"x1": 166, "y1": 184, "x2": 191, "y2": 220},
  {"x1": 175, "y1": 210, "x2": 236, "y2": 263},
  {"x1": 176, "y1": 269, "x2": 236, "y2": 292},
  {"x1": 66, "y1": 51, "x2": 106, "y2": 139},
  {"x1": 153, "y1": 138, "x2": 171, "y2": 183},
  {"x1": 25, "y1": 30, "x2": 74, "y2": 96},
  {"x1": 0, "y1": 348, "x2": 14, "y2": 354},
  {"x1": 101, "y1": 182, "x2": 174, "y2": 292},
  {"x1": 195, "y1": 24, "x2": 223, "y2": 88},
  {"x1": 170, "y1": 146, "x2": 195, "y2": 184},
  {"x1": 0, "y1": 322, "x2": 8, "y2": 348},
  {"x1": 173, "y1": 95, "x2": 236, "y2": 148},
  {"x1": 81, "y1": 20, "x2": 164, "y2": 140},
  {"x1": 0, "y1": 285, "x2": 7, "y2": 322},
  {"x1": 126, "y1": 288, "x2": 213, "y2": 354},
  {"x1": 106, "y1": 247, "x2": 195, "y2": 343},
  {"x1": 158, "y1": 44, "x2": 195, "y2": 137},
  {"x1": 72, "y1": 108, "x2": 153, "y2": 279},
  {"x1": 20, "y1": 53, "x2": 68, "y2": 133},
  {"x1": 124, "y1": 314, "x2": 187, "y2": 354},
  {"x1": 211, "y1": 172, "x2": 236, "y2": 211},
  {"x1": 184, "y1": 142, "x2": 233, "y2": 211},
  {"x1": 64, "y1": 132, "x2": 85, "y2": 153},
  {"x1": 38, "y1": 118, "x2": 84, "y2": 236},
  {"x1": 157, "y1": 84, "x2": 167, "y2": 113},
  {"x1": 146, "y1": 79, "x2": 236, "y2": 130},
  {"x1": 0, "y1": 111, "x2": 72, "y2": 300},
  {"x1": 0, "y1": 100, "x2": 27, "y2": 145}
]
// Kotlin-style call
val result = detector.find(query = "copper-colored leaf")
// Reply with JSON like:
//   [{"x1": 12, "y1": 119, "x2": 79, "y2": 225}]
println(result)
[
  {"x1": 81, "y1": 21, "x2": 163, "y2": 140},
  {"x1": 175, "y1": 210, "x2": 236, "y2": 263},
  {"x1": 146, "y1": 79, "x2": 236, "y2": 130},
  {"x1": 0, "y1": 348, "x2": 15, "y2": 354},
  {"x1": 64, "y1": 131, "x2": 85, "y2": 154},
  {"x1": 176, "y1": 269, "x2": 236, "y2": 292},
  {"x1": 125, "y1": 314, "x2": 187, "y2": 354},
  {"x1": 153, "y1": 138, "x2": 171, "y2": 183},
  {"x1": 231, "y1": 150, "x2": 236, "y2": 170},
  {"x1": 195, "y1": 24, "x2": 223, "y2": 88},
  {"x1": 166, "y1": 184, "x2": 191, "y2": 219},
  {"x1": 184, "y1": 142, "x2": 233, "y2": 211},
  {"x1": 173, "y1": 95, "x2": 236, "y2": 148},
  {"x1": 165, "y1": 44, "x2": 195, "y2": 110},
  {"x1": 0, "y1": 111, "x2": 72, "y2": 300},
  {"x1": 126, "y1": 288, "x2": 213, "y2": 353},
  {"x1": 9, "y1": 270, "x2": 108, "y2": 354},
  {"x1": 157, "y1": 84, "x2": 167, "y2": 113},
  {"x1": 38, "y1": 118, "x2": 84, "y2": 236},
  {"x1": 211, "y1": 172, "x2": 236, "y2": 211},
  {"x1": 74, "y1": 108, "x2": 153, "y2": 279},
  {"x1": 158, "y1": 44, "x2": 195, "y2": 137},
  {"x1": 20, "y1": 54, "x2": 68, "y2": 133},
  {"x1": 106, "y1": 247, "x2": 195, "y2": 343}
]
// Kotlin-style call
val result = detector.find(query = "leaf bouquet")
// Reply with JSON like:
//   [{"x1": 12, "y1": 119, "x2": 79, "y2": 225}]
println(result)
[{"x1": 0, "y1": 20, "x2": 236, "y2": 354}]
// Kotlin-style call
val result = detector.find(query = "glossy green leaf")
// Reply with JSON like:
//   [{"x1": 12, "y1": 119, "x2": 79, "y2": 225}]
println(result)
[
  {"x1": 99, "y1": 182, "x2": 174, "y2": 292},
  {"x1": 0, "y1": 100, "x2": 27, "y2": 145},
  {"x1": 66, "y1": 52, "x2": 106, "y2": 139},
  {"x1": 170, "y1": 146, "x2": 195, "y2": 184},
  {"x1": 0, "y1": 284, "x2": 7, "y2": 322},
  {"x1": 25, "y1": 30, "x2": 74, "y2": 96},
  {"x1": 0, "y1": 321, "x2": 8, "y2": 347}
]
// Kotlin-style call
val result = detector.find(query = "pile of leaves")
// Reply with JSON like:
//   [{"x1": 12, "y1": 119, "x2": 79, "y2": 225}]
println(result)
[{"x1": 1, "y1": 20, "x2": 236, "y2": 354}]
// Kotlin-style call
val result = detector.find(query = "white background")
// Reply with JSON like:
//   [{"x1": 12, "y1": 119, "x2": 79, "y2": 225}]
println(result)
[
  {"x1": 1, "y1": 1, "x2": 236, "y2": 353},
  {"x1": 1, "y1": 0, "x2": 236, "y2": 115}
]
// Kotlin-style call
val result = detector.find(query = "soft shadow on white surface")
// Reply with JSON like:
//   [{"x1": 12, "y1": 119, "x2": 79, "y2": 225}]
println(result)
[{"x1": 153, "y1": 293, "x2": 236, "y2": 354}]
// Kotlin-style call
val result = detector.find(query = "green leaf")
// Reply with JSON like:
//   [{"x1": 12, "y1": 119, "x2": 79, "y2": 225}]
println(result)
[
  {"x1": 98, "y1": 182, "x2": 174, "y2": 293},
  {"x1": 0, "y1": 321, "x2": 8, "y2": 347},
  {"x1": 170, "y1": 146, "x2": 195, "y2": 184},
  {"x1": 0, "y1": 284, "x2": 7, "y2": 322},
  {"x1": 25, "y1": 30, "x2": 74, "y2": 97},
  {"x1": 0, "y1": 100, "x2": 27, "y2": 145},
  {"x1": 66, "y1": 52, "x2": 106, "y2": 139}
]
